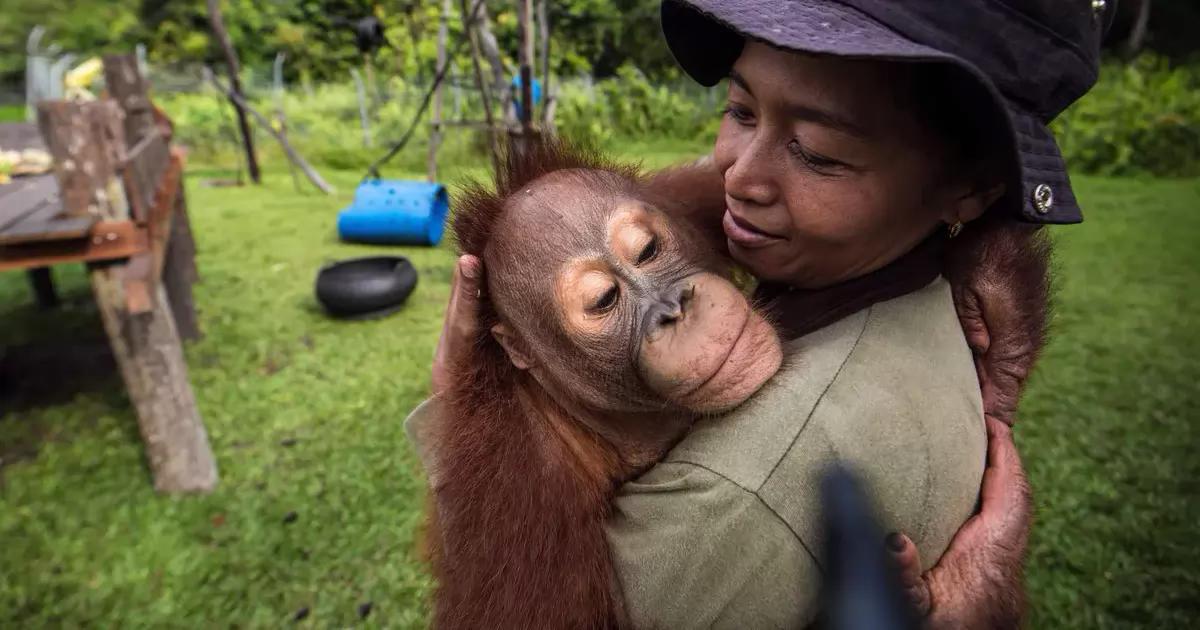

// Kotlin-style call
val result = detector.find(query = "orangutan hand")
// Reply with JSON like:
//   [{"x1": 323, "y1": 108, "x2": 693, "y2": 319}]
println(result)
[
  {"x1": 430, "y1": 255, "x2": 483, "y2": 395},
  {"x1": 888, "y1": 417, "x2": 1032, "y2": 629}
]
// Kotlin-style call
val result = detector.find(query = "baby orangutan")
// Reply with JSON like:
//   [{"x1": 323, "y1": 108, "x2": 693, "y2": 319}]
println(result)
[{"x1": 425, "y1": 140, "x2": 783, "y2": 629}]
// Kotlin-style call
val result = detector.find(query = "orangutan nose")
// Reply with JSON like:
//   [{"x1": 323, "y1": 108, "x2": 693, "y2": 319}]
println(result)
[{"x1": 649, "y1": 283, "x2": 695, "y2": 330}]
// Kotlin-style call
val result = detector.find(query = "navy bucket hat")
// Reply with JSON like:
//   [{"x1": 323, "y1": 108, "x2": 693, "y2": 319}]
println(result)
[{"x1": 661, "y1": 0, "x2": 1116, "y2": 224}]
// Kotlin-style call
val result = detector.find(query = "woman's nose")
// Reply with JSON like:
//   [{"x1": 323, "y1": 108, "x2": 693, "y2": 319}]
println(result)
[{"x1": 723, "y1": 143, "x2": 778, "y2": 207}]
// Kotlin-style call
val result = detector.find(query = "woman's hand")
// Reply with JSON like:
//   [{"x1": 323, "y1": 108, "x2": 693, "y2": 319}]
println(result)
[
  {"x1": 889, "y1": 417, "x2": 1032, "y2": 628},
  {"x1": 430, "y1": 255, "x2": 483, "y2": 395}
]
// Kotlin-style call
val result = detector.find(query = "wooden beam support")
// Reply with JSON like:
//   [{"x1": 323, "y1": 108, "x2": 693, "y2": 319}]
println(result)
[
  {"x1": 26, "y1": 267, "x2": 59, "y2": 309},
  {"x1": 123, "y1": 149, "x2": 184, "y2": 314},
  {"x1": 0, "y1": 220, "x2": 148, "y2": 272},
  {"x1": 39, "y1": 97, "x2": 217, "y2": 493},
  {"x1": 90, "y1": 272, "x2": 217, "y2": 492}
]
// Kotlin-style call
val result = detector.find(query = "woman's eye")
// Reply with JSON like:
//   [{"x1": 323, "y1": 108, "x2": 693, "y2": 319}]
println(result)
[
  {"x1": 722, "y1": 104, "x2": 755, "y2": 125},
  {"x1": 787, "y1": 139, "x2": 846, "y2": 174},
  {"x1": 590, "y1": 285, "x2": 619, "y2": 314},
  {"x1": 636, "y1": 238, "x2": 658, "y2": 265}
]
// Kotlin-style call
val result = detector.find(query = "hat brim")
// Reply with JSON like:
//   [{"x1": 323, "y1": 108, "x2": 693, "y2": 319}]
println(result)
[{"x1": 661, "y1": 0, "x2": 1082, "y2": 224}]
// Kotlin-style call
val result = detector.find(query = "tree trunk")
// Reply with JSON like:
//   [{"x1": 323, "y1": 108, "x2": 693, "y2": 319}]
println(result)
[
  {"x1": 204, "y1": 68, "x2": 336, "y2": 195},
  {"x1": 428, "y1": 0, "x2": 451, "y2": 182},
  {"x1": 206, "y1": 0, "x2": 261, "y2": 184},
  {"x1": 1124, "y1": 0, "x2": 1152, "y2": 58}
]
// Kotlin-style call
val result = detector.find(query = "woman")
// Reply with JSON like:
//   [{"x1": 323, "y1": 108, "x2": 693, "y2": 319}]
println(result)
[{"x1": 421, "y1": 0, "x2": 1108, "y2": 626}]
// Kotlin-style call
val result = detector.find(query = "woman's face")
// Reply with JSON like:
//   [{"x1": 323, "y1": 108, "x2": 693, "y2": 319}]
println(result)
[{"x1": 714, "y1": 42, "x2": 979, "y2": 288}]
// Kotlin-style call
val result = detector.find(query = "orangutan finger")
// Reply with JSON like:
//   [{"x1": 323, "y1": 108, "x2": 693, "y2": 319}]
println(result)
[
  {"x1": 887, "y1": 532, "x2": 932, "y2": 616},
  {"x1": 978, "y1": 418, "x2": 1032, "y2": 531}
]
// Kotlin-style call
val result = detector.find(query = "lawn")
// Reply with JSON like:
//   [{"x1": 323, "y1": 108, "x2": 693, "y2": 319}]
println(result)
[
  {"x1": 0, "y1": 147, "x2": 1197, "y2": 627},
  {"x1": 0, "y1": 105, "x2": 24, "y2": 124}
]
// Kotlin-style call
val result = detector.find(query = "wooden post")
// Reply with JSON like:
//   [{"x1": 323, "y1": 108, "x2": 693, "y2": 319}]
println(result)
[
  {"x1": 516, "y1": 0, "x2": 536, "y2": 147},
  {"x1": 206, "y1": 0, "x2": 261, "y2": 184},
  {"x1": 427, "y1": 0, "x2": 451, "y2": 182},
  {"x1": 203, "y1": 68, "x2": 336, "y2": 195},
  {"x1": 104, "y1": 53, "x2": 201, "y2": 339},
  {"x1": 163, "y1": 182, "x2": 201, "y2": 341},
  {"x1": 39, "y1": 100, "x2": 217, "y2": 493},
  {"x1": 26, "y1": 267, "x2": 58, "y2": 309},
  {"x1": 537, "y1": 0, "x2": 554, "y2": 132},
  {"x1": 460, "y1": 0, "x2": 501, "y2": 174}
]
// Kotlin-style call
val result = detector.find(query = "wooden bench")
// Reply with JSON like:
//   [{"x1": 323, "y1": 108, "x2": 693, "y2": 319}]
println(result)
[{"x1": 0, "y1": 55, "x2": 216, "y2": 493}]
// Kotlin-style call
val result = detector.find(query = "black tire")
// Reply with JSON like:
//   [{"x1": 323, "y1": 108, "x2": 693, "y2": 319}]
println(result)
[{"x1": 315, "y1": 256, "x2": 419, "y2": 319}]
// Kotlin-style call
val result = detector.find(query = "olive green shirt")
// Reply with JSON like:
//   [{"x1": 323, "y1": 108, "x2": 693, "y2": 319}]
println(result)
[{"x1": 405, "y1": 277, "x2": 985, "y2": 629}]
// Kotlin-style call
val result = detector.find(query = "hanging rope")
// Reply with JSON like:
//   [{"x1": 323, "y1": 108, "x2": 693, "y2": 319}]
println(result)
[{"x1": 363, "y1": 0, "x2": 488, "y2": 181}]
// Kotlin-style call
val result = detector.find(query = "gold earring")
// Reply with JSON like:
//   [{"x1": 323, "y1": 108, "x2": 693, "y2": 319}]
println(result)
[{"x1": 947, "y1": 221, "x2": 963, "y2": 239}]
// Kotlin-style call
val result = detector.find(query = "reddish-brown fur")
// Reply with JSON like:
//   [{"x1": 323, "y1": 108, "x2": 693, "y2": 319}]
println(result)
[
  {"x1": 426, "y1": 139, "x2": 1050, "y2": 628},
  {"x1": 430, "y1": 141, "x2": 648, "y2": 629}
]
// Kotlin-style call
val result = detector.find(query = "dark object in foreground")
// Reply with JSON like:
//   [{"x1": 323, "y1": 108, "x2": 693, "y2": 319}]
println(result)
[
  {"x1": 821, "y1": 465, "x2": 920, "y2": 630},
  {"x1": 315, "y1": 256, "x2": 418, "y2": 319}
]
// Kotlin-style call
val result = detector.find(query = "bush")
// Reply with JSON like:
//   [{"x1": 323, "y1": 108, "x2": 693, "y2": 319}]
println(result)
[
  {"x1": 1053, "y1": 54, "x2": 1200, "y2": 177},
  {"x1": 556, "y1": 65, "x2": 719, "y2": 147},
  {"x1": 157, "y1": 66, "x2": 721, "y2": 171}
]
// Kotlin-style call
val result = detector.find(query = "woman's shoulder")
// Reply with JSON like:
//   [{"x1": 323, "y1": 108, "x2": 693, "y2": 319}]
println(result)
[{"x1": 664, "y1": 276, "x2": 980, "y2": 487}]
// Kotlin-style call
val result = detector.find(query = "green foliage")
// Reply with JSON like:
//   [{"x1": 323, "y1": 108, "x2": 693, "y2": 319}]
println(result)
[
  {"x1": 157, "y1": 69, "x2": 720, "y2": 173},
  {"x1": 1053, "y1": 55, "x2": 1200, "y2": 177},
  {"x1": 556, "y1": 66, "x2": 719, "y2": 147}
]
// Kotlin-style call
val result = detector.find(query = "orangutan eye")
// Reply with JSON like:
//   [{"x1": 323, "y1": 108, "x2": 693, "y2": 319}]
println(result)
[
  {"x1": 636, "y1": 237, "x2": 659, "y2": 265},
  {"x1": 590, "y1": 285, "x2": 619, "y2": 314}
]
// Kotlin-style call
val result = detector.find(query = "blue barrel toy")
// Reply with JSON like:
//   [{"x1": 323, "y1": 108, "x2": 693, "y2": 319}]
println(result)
[{"x1": 337, "y1": 179, "x2": 450, "y2": 246}]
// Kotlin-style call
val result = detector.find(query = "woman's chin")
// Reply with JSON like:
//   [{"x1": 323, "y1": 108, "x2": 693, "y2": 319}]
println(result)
[{"x1": 729, "y1": 244, "x2": 798, "y2": 285}]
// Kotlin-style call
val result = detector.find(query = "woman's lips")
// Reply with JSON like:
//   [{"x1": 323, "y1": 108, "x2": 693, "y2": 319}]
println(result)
[{"x1": 723, "y1": 210, "x2": 785, "y2": 248}]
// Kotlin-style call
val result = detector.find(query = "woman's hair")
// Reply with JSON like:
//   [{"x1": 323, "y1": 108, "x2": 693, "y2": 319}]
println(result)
[{"x1": 903, "y1": 63, "x2": 1014, "y2": 183}]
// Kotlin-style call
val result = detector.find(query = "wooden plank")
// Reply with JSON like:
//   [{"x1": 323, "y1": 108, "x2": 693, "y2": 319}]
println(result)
[
  {"x1": 0, "y1": 175, "x2": 58, "y2": 232},
  {"x1": 0, "y1": 122, "x2": 45, "y2": 151},
  {"x1": 0, "y1": 220, "x2": 147, "y2": 272},
  {"x1": 0, "y1": 216, "x2": 97, "y2": 245},
  {"x1": 91, "y1": 270, "x2": 217, "y2": 493},
  {"x1": 123, "y1": 149, "x2": 183, "y2": 314},
  {"x1": 163, "y1": 179, "x2": 201, "y2": 340}
]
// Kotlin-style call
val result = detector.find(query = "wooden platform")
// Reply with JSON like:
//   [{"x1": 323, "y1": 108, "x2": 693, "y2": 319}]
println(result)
[
  {"x1": 0, "y1": 55, "x2": 216, "y2": 494},
  {"x1": 0, "y1": 174, "x2": 96, "y2": 246}
]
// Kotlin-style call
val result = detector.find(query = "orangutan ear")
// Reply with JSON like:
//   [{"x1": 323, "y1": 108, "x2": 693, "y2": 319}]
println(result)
[{"x1": 492, "y1": 323, "x2": 537, "y2": 370}]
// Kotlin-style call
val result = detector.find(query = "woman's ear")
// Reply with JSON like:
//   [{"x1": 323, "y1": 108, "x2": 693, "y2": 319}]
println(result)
[
  {"x1": 492, "y1": 323, "x2": 537, "y2": 370},
  {"x1": 944, "y1": 182, "x2": 1006, "y2": 226}
]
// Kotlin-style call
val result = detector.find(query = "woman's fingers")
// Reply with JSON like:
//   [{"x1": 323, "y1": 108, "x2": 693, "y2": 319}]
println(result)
[
  {"x1": 431, "y1": 255, "x2": 483, "y2": 394},
  {"x1": 887, "y1": 532, "x2": 931, "y2": 616}
]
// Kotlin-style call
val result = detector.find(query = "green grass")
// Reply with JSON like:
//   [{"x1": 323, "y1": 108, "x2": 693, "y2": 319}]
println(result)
[
  {"x1": 0, "y1": 105, "x2": 24, "y2": 124},
  {"x1": 1, "y1": 147, "x2": 1197, "y2": 627}
]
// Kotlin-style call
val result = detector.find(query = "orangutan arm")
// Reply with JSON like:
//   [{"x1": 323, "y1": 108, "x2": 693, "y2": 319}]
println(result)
[{"x1": 889, "y1": 218, "x2": 1049, "y2": 627}]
